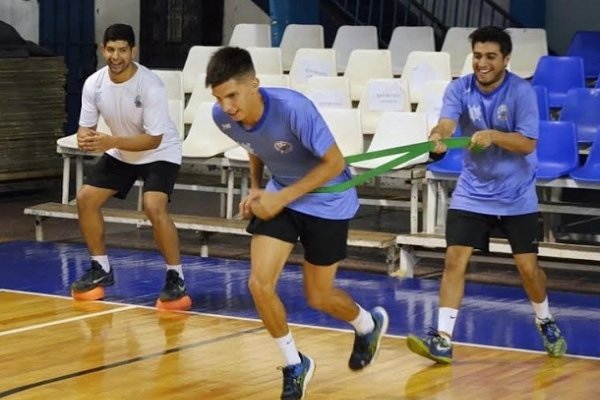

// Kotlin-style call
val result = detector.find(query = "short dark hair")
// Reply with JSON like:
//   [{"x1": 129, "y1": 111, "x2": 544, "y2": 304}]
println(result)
[
  {"x1": 205, "y1": 47, "x2": 255, "y2": 88},
  {"x1": 469, "y1": 26, "x2": 512, "y2": 56},
  {"x1": 103, "y1": 23, "x2": 135, "y2": 48}
]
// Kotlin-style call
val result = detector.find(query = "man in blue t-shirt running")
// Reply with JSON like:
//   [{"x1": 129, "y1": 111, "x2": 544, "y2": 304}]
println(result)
[
  {"x1": 205, "y1": 47, "x2": 389, "y2": 400},
  {"x1": 406, "y1": 26, "x2": 567, "y2": 363}
]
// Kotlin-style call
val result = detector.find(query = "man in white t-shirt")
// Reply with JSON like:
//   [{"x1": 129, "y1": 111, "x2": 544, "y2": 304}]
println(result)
[{"x1": 71, "y1": 23, "x2": 190, "y2": 310}]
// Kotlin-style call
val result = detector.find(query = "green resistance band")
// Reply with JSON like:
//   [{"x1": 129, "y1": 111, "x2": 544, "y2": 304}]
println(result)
[{"x1": 313, "y1": 137, "x2": 472, "y2": 193}]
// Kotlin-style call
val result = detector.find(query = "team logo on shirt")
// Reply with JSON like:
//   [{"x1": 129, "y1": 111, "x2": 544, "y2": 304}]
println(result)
[
  {"x1": 274, "y1": 141, "x2": 292, "y2": 154},
  {"x1": 221, "y1": 123, "x2": 232, "y2": 130},
  {"x1": 496, "y1": 104, "x2": 508, "y2": 121},
  {"x1": 134, "y1": 95, "x2": 142, "y2": 108},
  {"x1": 468, "y1": 104, "x2": 482, "y2": 122}
]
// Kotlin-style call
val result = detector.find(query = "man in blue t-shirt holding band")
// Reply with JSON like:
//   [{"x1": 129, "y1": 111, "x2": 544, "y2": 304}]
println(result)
[
  {"x1": 205, "y1": 47, "x2": 389, "y2": 400},
  {"x1": 406, "y1": 26, "x2": 567, "y2": 363}
]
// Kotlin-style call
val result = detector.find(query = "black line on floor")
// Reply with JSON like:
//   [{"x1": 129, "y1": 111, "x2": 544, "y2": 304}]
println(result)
[{"x1": 0, "y1": 326, "x2": 265, "y2": 398}]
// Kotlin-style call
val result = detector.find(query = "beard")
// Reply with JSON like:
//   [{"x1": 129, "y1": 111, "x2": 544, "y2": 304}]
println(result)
[{"x1": 475, "y1": 70, "x2": 506, "y2": 90}]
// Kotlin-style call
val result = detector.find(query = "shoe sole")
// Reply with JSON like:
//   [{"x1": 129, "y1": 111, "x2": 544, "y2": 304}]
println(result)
[
  {"x1": 300, "y1": 355, "x2": 316, "y2": 400},
  {"x1": 370, "y1": 306, "x2": 389, "y2": 367},
  {"x1": 71, "y1": 279, "x2": 115, "y2": 292},
  {"x1": 158, "y1": 291, "x2": 188, "y2": 302},
  {"x1": 406, "y1": 335, "x2": 452, "y2": 364},
  {"x1": 547, "y1": 338, "x2": 567, "y2": 357}
]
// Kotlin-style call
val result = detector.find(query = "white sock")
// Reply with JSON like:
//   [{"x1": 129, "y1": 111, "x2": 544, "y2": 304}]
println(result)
[
  {"x1": 532, "y1": 297, "x2": 551, "y2": 320},
  {"x1": 91, "y1": 255, "x2": 110, "y2": 273},
  {"x1": 349, "y1": 304, "x2": 375, "y2": 335},
  {"x1": 437, "y1": 307, "x2": 459, "y2": 342},
  {"x1": 275, "y1": 331, "x2": 301, "y2": 366},
  {"x1": 167, "y1": 264, "x2": 184, "y2": 280}
]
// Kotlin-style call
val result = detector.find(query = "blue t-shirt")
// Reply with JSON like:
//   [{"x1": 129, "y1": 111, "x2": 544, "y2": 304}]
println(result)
[
  {"x1": 440, "y1": 72, "x2": 539, "y2": 215},
  {"x1": 212, "y1": 87, "x2": 359, "y2": 220}
]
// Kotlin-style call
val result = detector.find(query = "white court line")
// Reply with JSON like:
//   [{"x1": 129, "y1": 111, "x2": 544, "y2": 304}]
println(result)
[
  {"x1": 0, "y1": 289, "x2": 136, "y2": 337},
  {"x1": 3, "y1": 289, "x2": 599, "y2": 361}
]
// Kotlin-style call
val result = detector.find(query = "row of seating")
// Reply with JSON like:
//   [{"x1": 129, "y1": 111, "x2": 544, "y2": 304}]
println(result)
[
  {"x1": 531, "y1": 56, "x2": 600, "y2": 109},
  {"x1": 180, "y1": 46, "x2": 452, "y2": 113},
  {"x1": 149, "y1": 65, "x2": 600, "y2": 151},
  {"x1": 533, "y1": 86, "x2": 600, "y2": 143},
  {"x1": 429, "y1": 120, "x2": 600, "y2": 181},
  {"x1": 228, "y1": 23, "x2": 553, "y2": 78},
  {"x1": 181, "y1": 47, "x2": 599, "y2": 113}
]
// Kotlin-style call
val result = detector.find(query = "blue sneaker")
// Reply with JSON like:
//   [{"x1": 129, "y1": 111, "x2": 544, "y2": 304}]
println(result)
[
  {"x1": 536, "y1": 317, "x2": 567, "y2": 357},
  {"x1": 407, "y1": 329, "x2": 453, "y2": 364},
  {"x1": 348, "y1": 306, "x2": 389, "y2": 370},
  {"x1": 280, "y1": 353, "x2": 315, "y2": 400}
]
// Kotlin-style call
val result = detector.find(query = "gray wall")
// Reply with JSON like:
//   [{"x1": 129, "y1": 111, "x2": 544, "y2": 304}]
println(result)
[
  {"x1": 3, "y1": 0, "x2": 600, "y2": 60},
  {"x1": 94, "y1": 0, "x2": 140, "y2": 67},
  {"x1": 0, "y1": 0, "x2": 39, "y2": 43},
  {"x1": 545, "y1": 1, "x2": 600, "y2": 54},
  {"x1": 223, "y1": 0, "x2": 270, "y2": 45}
]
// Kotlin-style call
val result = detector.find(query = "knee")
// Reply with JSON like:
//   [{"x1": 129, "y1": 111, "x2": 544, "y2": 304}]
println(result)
[
  {"x1": 304, "y1": 289, "x2": 330, "y2": 312},
  {"x1": 76, "y1": 188, "x2": 98, "y2": 211},
  {"x1": 517, "y1": 263, "x2": 539, "y2": 281},
  {"x1": 248, "y1": 275, "x2": 276, "y2": 300},
  {"x1": 444, "y1": 258, "x2": 467, "y2": 276},
  {"x1": 143, "y1": 201, "x2": 166, "y2": 221}
]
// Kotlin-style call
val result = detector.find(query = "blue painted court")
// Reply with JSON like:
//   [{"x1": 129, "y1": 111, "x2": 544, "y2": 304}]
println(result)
[{"x1": 1, "y1": 240, "x2": 599, "y2": 359}]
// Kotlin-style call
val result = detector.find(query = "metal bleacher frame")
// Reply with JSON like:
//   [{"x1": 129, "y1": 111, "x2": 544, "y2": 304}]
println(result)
[
  {"x1": 56, "y1": 143, "x2": 243, "y2": 218},
  {"x1": 393, "y1": 170, "x2": 600, "y2": 277},
  {"x1": 47, "y1": 142, "x2": 426, "y2": 272}
]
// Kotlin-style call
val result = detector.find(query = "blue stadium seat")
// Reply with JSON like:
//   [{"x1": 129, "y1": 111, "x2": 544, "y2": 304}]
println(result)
[
  {"x1": 570, "y1": 128, "x2": 600, "y2": 182},
  {"x1": 566, "y1": 31, "x2": 600, "y2": 79},
  {"x1": 532, "y1": 85, "x2": 550, "y2": 121},
  {"x1": 427, "y1": 147, "x2": 465, "y2": 175},
  {"x1": 536, "y1": 121, "x2": 579, "y2": 180},
  {"x1": 428, "y1": 128, "x2": 465, "y2": 175},
  {"x1": 559, "y1": 88, "x2": 600, "y2": 143},
  {"x1": 531, "y1": 56, "x2": 585, "y2": 108}
]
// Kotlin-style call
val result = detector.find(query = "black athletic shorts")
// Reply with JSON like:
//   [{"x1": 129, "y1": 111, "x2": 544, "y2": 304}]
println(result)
[
  {"x1": 446, "y1": 209, "x2": 540, "y2": 254},
  {"x1": 85, "y1": 154, "x2": 180, "y2": 199},
  {"x1": 247, "y1": 208, "x2": 350, "y2": 266}
]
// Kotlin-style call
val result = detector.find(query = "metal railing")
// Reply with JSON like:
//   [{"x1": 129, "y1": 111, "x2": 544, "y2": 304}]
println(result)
[{"x1": 328, "y1": 0, "x2": 522, "y2": 46}]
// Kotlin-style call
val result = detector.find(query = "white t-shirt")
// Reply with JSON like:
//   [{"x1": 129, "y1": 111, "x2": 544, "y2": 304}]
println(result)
[{"x1": 79, "y1": 63, "x2": 182, "y2": 165}]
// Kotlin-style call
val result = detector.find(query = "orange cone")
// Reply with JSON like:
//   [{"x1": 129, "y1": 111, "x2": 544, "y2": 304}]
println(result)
[
  {"x1": 155, "y1": 295, "x2": 192, "y2": 311},
  {"x1": 71, "y1": 286, "x2": 105, "y2": 301}
]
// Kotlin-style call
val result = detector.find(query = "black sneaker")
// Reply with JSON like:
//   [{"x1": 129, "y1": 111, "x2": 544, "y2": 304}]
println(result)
[
  {"x1": 348, "y1": 306, "x2": 389, "y2": 370},
  {"x1": 71, "y1": 260, "x2": 114, "y2": 292},
  {"x1": 159, "y1": 270, "x2": 187, "y2": 301},
  {"x1": 280, "y1": 352, "x2": 315, "y2": 400}
]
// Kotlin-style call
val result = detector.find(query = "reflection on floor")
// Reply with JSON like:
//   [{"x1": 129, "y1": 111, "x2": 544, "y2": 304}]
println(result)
[{"x1": 1, "y1": 240, "x2": 599, "y2": 358}]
